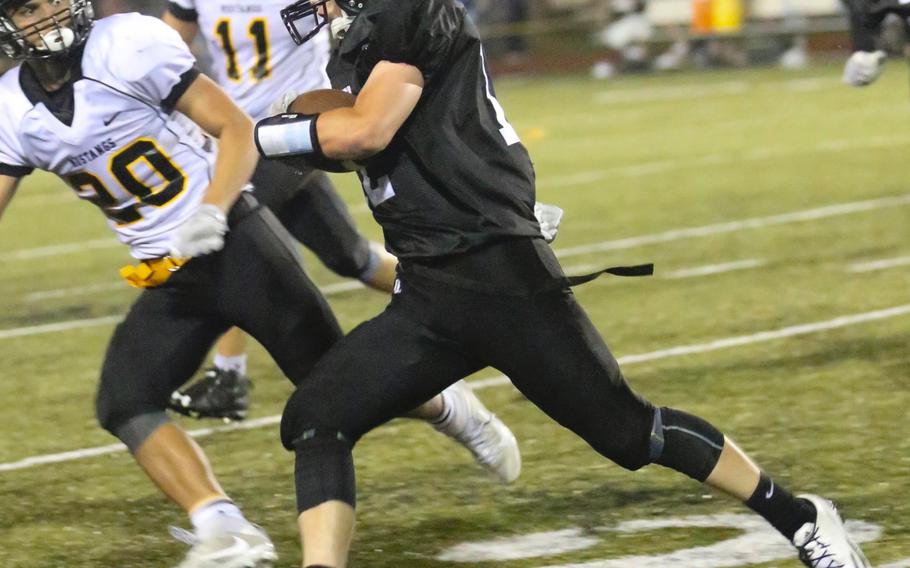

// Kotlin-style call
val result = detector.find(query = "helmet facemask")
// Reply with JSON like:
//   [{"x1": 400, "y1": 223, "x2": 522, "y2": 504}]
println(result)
[
  {"x1": 0, "y1": 0, "x2": 94, "y2": 60},
  {"x1": 281, "y1": 0, "x2": 364, "y2": 45}
]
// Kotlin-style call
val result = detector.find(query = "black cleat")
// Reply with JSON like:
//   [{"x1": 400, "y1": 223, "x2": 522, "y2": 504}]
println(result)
[{"x1": 169, "y1": 368, "x2": 251, "y2": 422}]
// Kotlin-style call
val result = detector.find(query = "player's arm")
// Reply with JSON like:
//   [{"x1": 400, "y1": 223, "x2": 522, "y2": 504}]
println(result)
[
  {"x1": 316, "y1": 61, "x2": 424, "y2": 160},
  {"x1": 162, "y1": 8, "x2": 199, "y2": 45},
  {"x1": 255, "y1": 61, "x2": 424, "y2": 167},
  {"x1": 0, "y1": 174, "x2": 21, "y2": 222},
  {"x1": 175, "y1": 74, "x2": 257, "y2": 213}
]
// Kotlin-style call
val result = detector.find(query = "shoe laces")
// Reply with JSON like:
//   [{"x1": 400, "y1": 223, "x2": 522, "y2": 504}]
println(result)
[
  {"x1": 457, "y1": 415, "x2": 500, "y2": 465},
  {"x1": 169, "y1": 525, "x2": 198, "y2": 546},
  {"x1": 797, "y1": 526, "x2": 845, "y2": 568}
]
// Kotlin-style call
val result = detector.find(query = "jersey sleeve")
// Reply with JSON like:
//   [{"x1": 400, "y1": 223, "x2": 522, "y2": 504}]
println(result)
[
  {"x1": 109, "y1": 16, "x2": 200, "y2": 113},
  {"x1": 373, "y1": 0, "x2": 463, "y2": 82},
  {"x1": 0, "y1": 125, "x2": 33, "y2": 177},
  {"x1": 166, "y1": 0, "x2": 198, "y2": 22}
]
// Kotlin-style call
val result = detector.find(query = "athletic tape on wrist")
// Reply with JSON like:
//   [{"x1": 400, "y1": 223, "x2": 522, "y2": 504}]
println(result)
[{"x1": 255, "y1": 113, "x2": 320, "y2": 158}]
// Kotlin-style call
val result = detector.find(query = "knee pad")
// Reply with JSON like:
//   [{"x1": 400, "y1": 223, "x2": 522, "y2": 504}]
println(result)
[
  {"x1": 95, "y1": 377, "x2": 169, "y2": 450},
  {"x1": 112, "y1": 412, "x2": 171, "y2": 453},
  {"x1": 293, "y1": 429, "x2": 356, "y2": 513},
  {"x1": 651, "y1": 407, "x2": 725, "y2": 482}
]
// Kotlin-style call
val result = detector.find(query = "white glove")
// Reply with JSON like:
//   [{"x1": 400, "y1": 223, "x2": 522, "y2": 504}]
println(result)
[
  {"x1": 267, "y1": 89, "x2": 300, "y2": 116},
  {"x1": 169, "y1": 204, "x2": 228, "y2": 258},
  {"x1": 534, "y1": 202, "x2": 564, "y2": 243},
  {"x1": 843, "y1": 50, "x2": 886, "y2": 87}
]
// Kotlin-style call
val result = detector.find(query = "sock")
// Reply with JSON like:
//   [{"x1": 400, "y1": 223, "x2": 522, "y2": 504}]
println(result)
[
  {"x1": 190, "y1": 499, "x2": 248, "y2": 539},
  {"x1": 745, "y1": 474, "x2": 816, "y2": 541},
  {"x1": 431, "y1": 384, "x2": 477, "y2": 438},
  {"x1": 356, "y1": 246, "x2": 382, "y2": 284},
  {"x1": 213, "y1": 353, "x2": 247, "y2": 376}
]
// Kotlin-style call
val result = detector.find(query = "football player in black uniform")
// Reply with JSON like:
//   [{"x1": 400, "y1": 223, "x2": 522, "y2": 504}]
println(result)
[{"x1": 257, "y1": 1, "x2": 873, "y2": 567}]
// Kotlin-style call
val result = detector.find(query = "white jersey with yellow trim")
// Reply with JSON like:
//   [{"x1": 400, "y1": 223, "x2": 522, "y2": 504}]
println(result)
[
  {"x1": 168, "y1": 0, "x2": 331, "y2": 120},
  {"x1": 0, "y1": 13, "x2": 218, "y2": 260}
]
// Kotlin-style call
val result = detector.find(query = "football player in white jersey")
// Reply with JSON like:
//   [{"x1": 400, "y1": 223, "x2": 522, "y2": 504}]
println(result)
[
  {"x1": 0, "y1": 2, "x2": 280, "y2": 566},
  {"x1": 0, "y1": 0, "x2": 520, "y2": 565},
  {"x1": 157, "y1": 0, "x2": 522, "y2": 491},
  {"x1": 161, "y1": 0, "x2": 399, "y2": 420}
]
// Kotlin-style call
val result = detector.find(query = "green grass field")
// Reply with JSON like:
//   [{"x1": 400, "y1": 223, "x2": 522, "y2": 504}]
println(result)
[{"x1": 1, "y1": 60, "x2": 908, "y2": 567}]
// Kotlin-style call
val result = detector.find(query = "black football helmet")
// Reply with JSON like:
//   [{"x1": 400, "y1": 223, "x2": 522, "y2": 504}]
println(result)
[
  {"x1": 0, "y1": 0, "x2": 94, "y2": 60},
  {"x1": 281, "y1": 0, "x2": 366, "y2": 45}
]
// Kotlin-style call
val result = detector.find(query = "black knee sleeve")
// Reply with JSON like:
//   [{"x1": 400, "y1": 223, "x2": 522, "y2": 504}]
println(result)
[
  {"x1": 293, "y1": 429, "x2": 357, "y2": 513},
  {"x1": 651, "y1": 407, "x2": 725, "y2": 482}
]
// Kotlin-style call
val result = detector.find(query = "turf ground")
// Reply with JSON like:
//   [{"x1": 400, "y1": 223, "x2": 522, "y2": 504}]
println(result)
[{"x1": 0, "y1": 60, "x2": 908, "y2": 567}]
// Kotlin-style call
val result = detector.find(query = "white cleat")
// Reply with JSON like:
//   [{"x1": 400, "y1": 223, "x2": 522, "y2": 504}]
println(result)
[
  {"x1": 438, "y1": 381, "x2": 522, "y2": 484},
  {"x1": 793, "y1": 494, "x2": 870, "y2": 568},
  {"x1": 171, "y1": 523, "x2": 277, "y2": 568}
]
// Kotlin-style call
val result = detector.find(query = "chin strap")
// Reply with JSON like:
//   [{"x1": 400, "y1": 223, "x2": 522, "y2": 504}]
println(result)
[{"x1": 331, "y1": 15, "x2": 354, "y2": 40}]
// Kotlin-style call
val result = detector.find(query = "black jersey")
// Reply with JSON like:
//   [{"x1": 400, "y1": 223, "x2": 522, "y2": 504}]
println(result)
[{"x1": 325, "y1": 0, "x2": 542, "y2": 259}]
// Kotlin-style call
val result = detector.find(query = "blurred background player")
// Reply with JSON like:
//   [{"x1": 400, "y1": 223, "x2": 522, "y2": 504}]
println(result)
[
  {"x1": 160, "y1": 0, "x2": 398, "y2": 421},
  {"x1": 591, "y1": 0, "x2": 653, "y2": 79},
  {"x1": 0, "y1": 1, "x2": 521, "y2": 564},
  {"x1": 841, "y1": 0, "x2": 910, "y2": 86}
]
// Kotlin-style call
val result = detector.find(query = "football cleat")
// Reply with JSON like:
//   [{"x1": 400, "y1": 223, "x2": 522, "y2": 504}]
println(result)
[
  {"x1": 793, "y1": 494, "x2": 871, "y2": 568},
  {"x1": 169, "y1": 368, "x2": 251, "y2": 422},
  {"x1": 171, "y1": 523, "x2": 277, "y2": 568},
  {"x1": 437, "y1": 381, "x2": 522, "y2": 484}
]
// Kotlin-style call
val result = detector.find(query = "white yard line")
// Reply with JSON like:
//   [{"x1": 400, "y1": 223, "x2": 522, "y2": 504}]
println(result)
[
  {"x1": 11, "y1": 193, "x2": 910, "y2": 305},
  {"x1": 880, "y1": 558, "x2": 910, "y2": 568},
  {"x1": 537, "y1": 134, "x2": 910, "y2": 189},
  {"x1": 26, "y1": 282, "x2": 124, "y2": 302},
  {"x1": 555, "y1": 193, "x2": 910, "y2": 259},
  {"x1": 595, "y1": 81, "x2": 749, "y2": 105},
  {"x1": 847, "y1": 255, "x2": 910, "y2": 273},
  {"x1": 16, "y1": 192, "x2": 77, "y2": 208},
  {"x1": 592, "y1": 76, "x2": 834, "y2": 107},
  {"x1": 783, "y1": 77, "x2": 833, "y2": 91},
  {"x1": 0, "y1": 238, "x2": 116, "y2": 262},
  {"x1": 0, "y1": 316, "x2": 123, "y2": 340},
  {"x1": 20, "y1": 279, "x2": 366, "y2": 315},
  {"x1": 663, "y1": 259, "x2": 765, "y2": 279},
  {"x1": 2, "y1": 302, "x2": 909, "y2": 473}
]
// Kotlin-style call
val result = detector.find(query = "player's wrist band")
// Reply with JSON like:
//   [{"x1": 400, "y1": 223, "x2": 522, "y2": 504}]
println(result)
[
  {"x1": 254, "y1": 112, "x2": 323, "y2": 159},
  {"x1": 254, "y1": 113, "x2": 358, "y2": 173}
]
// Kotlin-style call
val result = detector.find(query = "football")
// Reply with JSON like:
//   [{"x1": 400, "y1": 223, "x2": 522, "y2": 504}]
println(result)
[{"x1": 288, "y1": 89, "x2": 356, "y2": 115}]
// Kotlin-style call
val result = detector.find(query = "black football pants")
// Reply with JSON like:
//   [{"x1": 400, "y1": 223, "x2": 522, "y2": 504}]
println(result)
[
  {"x1": 95, "y1": 194, "x2": 343, "y2": 434},
  {"x1": 281, "y1": 244, "x2": 656, "y2": 472}
]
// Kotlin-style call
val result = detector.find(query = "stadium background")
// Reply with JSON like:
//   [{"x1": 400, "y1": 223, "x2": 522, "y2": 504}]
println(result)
[{"x1": 0, "y1": 1, "x2": 908, "y2": 567}]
